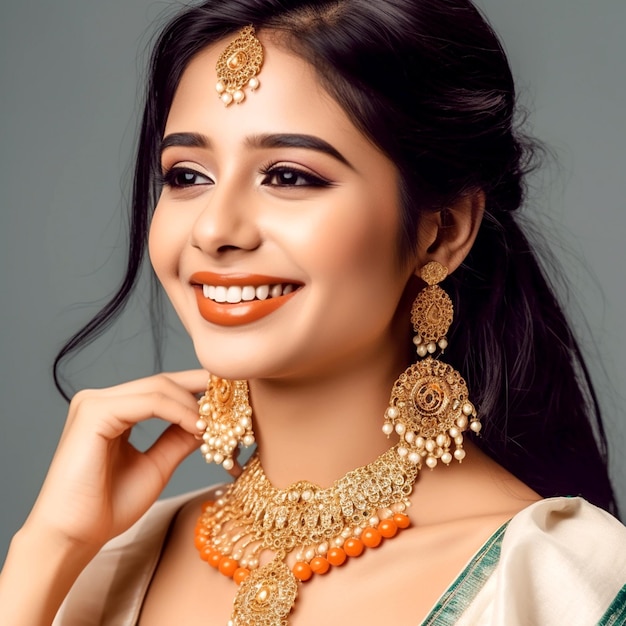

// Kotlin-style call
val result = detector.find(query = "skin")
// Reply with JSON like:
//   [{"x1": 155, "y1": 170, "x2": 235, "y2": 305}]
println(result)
[{"x1": 0, "y1": 34, "x2": 541, "y2": 626}]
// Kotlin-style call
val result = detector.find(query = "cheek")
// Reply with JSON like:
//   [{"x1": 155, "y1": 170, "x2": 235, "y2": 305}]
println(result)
[
  {"x1": 307, "y1": 196, "x2": 399, "y2": 279},
  {"x1": 148, "y1": 203, "x2": 183, "y2": 286}
]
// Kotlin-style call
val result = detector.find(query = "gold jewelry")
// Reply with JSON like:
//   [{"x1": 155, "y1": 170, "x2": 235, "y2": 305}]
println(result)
[
  {"x1": 383, "y1": 261, "x2": 481, "y2": 469},
  {"x1": 215, "y1": 25, "x2": 263, "y2": 106},
  {"x1": 196, "y1": 375, "x2": 255, "y2": 472},
  {"x1": 194, "y1": 445, "x2": 417, "y2": 625}
]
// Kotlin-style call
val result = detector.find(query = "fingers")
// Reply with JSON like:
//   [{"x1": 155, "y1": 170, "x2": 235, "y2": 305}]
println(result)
[
  {"x1": 143, "y1": 424, "x2": 201, "y2": 483},
  {"x1": 82, "y1": 369, "x2": 208, "y2": 399},
  {"x1": 65, "y1": 370, "x2": 209, "y2": 439}
]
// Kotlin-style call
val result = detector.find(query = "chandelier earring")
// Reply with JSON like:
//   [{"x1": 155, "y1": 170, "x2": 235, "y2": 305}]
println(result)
[
  {"x1": 383, "y1": 261, "x2": 481, "y2": 469},
  {"x1": 196, "y1": 375, "x2": 255, "y2": 474}
]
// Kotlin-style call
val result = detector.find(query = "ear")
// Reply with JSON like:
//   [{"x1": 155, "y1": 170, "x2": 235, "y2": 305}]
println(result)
[{"x1": 414, "y1": 189, "x2": 485, "y2": 275}]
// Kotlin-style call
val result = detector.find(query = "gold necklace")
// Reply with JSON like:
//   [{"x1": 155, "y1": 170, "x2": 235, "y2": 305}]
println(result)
[{"x1": 194, "y1": 444, "x2": 420, "y2": 625}]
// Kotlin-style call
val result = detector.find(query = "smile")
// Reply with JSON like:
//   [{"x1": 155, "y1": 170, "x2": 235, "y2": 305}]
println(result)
[
  {"x1": 201, "y1": 283, "x2": 298, "y2": 304},
  {"x1": 190, "y1": 272, "x2": 302, "y2": 326}
]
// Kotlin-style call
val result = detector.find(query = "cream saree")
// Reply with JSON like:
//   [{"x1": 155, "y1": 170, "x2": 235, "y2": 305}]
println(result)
[{"x1": 54, "y1": 494, "x2": 626, "y2": 625}]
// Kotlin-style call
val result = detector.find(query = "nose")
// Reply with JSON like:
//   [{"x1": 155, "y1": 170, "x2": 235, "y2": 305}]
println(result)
[{"x1": 190, "y1": 179, "x2": 262, "y2": 257}]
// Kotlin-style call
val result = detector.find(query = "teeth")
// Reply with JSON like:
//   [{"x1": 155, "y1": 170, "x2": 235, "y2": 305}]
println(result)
[
  {"x1": 242, "y1": 286, "x2": 256, "y2": 301},
  {"x1": 214, "y1": 286, "x2": 227, "y2": 303},
  {"x1": 201, "y1": 283, "x2": 298, "y2": 304},
  {"x1": 226, "y1": 286, "x2": 242, "y2": 303}
]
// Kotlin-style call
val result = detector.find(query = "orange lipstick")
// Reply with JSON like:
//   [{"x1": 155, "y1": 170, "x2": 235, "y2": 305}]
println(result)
[{"x1": 190, "y1": 272, "x2": 302, "y2": 327}]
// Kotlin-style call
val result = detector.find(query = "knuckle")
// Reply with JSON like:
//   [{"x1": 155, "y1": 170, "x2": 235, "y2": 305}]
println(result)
[
  {"x1": 70, "y1": 388, "x2": 96, "y2": 408},
  {"x1": 149, "y1": 390, "x2": 169, "y2": 405}
]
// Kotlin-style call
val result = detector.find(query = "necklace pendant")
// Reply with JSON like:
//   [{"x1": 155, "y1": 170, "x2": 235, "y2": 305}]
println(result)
[{"x1": 230, "y1": 560, "x2": 299, "y2": 626}]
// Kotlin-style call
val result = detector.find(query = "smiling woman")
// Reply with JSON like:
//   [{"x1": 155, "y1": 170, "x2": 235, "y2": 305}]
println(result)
[{"x1": 1, "y1": 1, "x2": 625, "y2": 625}]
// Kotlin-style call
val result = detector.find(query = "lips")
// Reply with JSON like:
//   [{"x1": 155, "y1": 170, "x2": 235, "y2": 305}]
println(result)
[{"x1": 190, "y1": 272, "x2": 302, "y2": 326}]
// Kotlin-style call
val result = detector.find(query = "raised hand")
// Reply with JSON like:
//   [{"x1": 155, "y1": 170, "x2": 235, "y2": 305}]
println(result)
[{"x1": 0, "y1": 369, "x2": 207, "y2": 625}]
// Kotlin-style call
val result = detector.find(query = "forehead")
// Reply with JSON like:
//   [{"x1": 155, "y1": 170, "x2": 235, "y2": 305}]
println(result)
[{"x1": 164, "y1": 35, "x2": 369, "y2": 153}]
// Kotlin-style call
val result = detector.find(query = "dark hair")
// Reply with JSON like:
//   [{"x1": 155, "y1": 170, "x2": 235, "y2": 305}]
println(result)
[{"x1": 54, "y1": 0, "x2": 617, "y2": 514}]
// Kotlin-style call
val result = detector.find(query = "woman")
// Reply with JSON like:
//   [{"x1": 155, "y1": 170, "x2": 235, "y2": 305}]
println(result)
[{"x1": 1, "y1": 0, "x2": 625, "y2": 624}]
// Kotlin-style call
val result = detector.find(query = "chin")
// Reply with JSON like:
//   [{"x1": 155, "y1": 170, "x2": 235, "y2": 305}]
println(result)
[{"x1": 192, "y1": 338, "x2": 277, "y2": 381}]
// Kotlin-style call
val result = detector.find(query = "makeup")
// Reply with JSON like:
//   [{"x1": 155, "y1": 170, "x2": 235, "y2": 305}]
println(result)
[{"x1": 191, "y1": 272, "x2": 302, "y2": 326}]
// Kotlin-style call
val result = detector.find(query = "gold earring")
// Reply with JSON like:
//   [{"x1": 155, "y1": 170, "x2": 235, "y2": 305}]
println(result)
[
  {"x1": 196, "y1": 375, "x2": 255, "y2": 472},
  {"x1": 215, "y1": 25, "x2": 263, "y2": 106},
  {"x1": 383, "y1": 261, "x2": 481, "y2": 469}
]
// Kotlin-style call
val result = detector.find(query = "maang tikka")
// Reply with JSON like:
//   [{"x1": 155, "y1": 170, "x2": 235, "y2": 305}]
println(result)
[
  {"x1": 196, "y1": 375, "x2": 255, "y2": 473},
  {"x1": 383, "y1": 261, "x2": 481, "y2": 468},
  {"x1": 215, "y1": 25, "x2": 263, "y2": 106}
]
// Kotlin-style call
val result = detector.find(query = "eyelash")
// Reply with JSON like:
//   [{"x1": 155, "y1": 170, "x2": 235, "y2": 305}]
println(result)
[
  {"x1": 159, "y1": 164, "x2": 331, "y2": 189},
  {"x1": 259, "y1": 163, "x2": 331, "y2": 188},
  {"x1": 159, "y1": 167, "x2": 212, "y2": 189}
]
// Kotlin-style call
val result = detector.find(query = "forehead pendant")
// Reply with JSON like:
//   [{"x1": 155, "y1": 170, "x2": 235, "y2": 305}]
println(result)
[{"x1": 215, "y1": 25, "x2": 264, "y2": 106}]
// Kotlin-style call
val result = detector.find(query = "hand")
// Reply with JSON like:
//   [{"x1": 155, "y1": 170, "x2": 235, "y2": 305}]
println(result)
[{"x1": 23, "y1": 369, "x2": 207, "y2": 550}]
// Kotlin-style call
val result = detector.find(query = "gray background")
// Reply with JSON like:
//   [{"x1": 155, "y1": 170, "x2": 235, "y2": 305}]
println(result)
[{"x1": 1, "y1": 0, "x2": 625, "y2": 562}]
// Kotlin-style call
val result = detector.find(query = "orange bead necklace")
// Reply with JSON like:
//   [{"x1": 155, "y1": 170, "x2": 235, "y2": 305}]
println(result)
[{"x1": 194, "y1": 445, "x2": 419, "y2": 626}]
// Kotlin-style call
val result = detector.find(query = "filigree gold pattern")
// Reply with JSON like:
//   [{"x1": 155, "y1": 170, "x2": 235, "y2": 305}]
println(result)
[
  {"x1": 196, "y1": 445, "x2": 419, "y2": 625},
  {"x1": 216, "y1": 25, "x2": 263, "y2": 106},
  {"x1": 196, "y1": 375, "x2": 255, "y2": 471},
  {"x1": 420, "y1": 260, "x2": 448, "y2": 286},
  {"x1": 410, "y1": 284, "x2": 453, "y2": 345},
  {"x1": 230, "y1": 561, "x2": 298, "y2": 626},
  {"x1": 383, "y1": 262, "x2": 481, "y2": 468}
]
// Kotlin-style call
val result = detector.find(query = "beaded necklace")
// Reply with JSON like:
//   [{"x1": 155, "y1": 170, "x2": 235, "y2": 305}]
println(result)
[{"x1": 194, "y1": 444, "x2": 419, "y2": 626}]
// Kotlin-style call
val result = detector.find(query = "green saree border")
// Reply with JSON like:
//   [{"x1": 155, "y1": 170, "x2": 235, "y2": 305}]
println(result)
[
  {"x1": 420, "y1": 521, "x2": 509, "y2": 625},
  {"x1": 597, "y1": 584, "x2": 626, "y2": 626}
]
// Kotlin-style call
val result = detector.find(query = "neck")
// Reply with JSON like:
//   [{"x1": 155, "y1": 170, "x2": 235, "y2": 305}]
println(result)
[{"x1": 248, "y1": 345, "x2": 408, "y2": 489}]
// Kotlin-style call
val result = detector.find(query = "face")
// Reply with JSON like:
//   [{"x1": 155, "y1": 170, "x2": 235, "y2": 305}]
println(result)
[{"x1": 149, "y1": 34, "x2": 416, "y2": 381}]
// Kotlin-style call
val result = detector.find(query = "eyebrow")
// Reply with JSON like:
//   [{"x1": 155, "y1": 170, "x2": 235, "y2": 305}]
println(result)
[
  {"x1": 246, "y1": 133, "x2": 354, "y2": 169},
  {"x1": 160, "y1": 132, "x2": 354, "y2": 169},
  {"x1": 160, "y1": 132, "x2": 210, "y2": 155}
]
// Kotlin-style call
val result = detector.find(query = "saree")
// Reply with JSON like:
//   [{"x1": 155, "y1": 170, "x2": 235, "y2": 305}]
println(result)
[{"x1": 53, "y1": 494, "x2": 626, "y2": 625}]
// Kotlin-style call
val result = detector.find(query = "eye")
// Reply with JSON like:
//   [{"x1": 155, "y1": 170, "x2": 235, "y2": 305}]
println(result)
[
  {"x1": 160, "y1": 167, "x2": 213, "y2": 188},
  {"x1": 261, "y1": 165, "x2": 330, "y2": 188}
]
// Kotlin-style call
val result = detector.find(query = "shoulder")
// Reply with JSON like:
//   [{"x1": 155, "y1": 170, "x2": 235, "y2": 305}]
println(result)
[
  {"x1": 502, "y1": 495, "x2": 626, "y2": 562},
  {"x1": 52, "y1": 485, "x2": 226, "y2": 626},
  {"x1": 481, "y1": 497, "x2": 626, "y2": 625}
]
